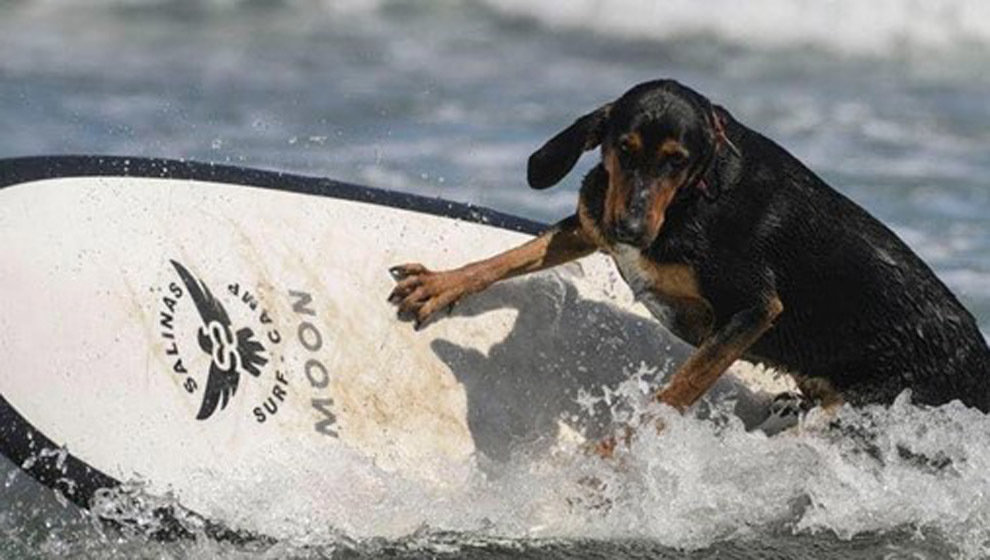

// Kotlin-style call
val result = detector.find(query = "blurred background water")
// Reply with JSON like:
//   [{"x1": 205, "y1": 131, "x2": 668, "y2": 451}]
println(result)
[{"x1": 1, "y1": 1, "x2": 988, "y2": 558}]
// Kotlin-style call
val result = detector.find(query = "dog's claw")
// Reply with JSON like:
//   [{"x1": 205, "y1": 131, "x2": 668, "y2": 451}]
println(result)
[{"x1": 387, "y1": 262, "x2": 466, "y2": 331}]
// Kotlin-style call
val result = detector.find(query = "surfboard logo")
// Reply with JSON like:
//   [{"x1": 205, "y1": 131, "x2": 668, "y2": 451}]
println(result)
[
  {"x1": 169, "y1": 260, "x2": 268, "y2": 420},
  {"x1": 158, "y1": 260, "x2": 283, "y2": 421}
]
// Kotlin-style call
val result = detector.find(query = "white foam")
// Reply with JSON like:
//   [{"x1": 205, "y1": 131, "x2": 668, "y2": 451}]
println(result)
[{"x1": 335, "y1": 391, "x2": 990, "y2": 556}]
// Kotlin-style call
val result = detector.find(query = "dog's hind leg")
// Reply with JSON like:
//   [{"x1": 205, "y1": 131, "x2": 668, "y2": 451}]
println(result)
[{"x1": 753, "y1": 391, "x2": 811, "y2": 435}]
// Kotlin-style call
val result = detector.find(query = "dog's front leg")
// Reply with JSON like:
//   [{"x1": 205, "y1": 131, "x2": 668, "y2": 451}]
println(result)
[
  {"x1": 389, "y1": 214, "x2": 596, "y2": 328},
  {"x1": 656, "y1": 295, "x2": 784, "y2": 411},
  {"x1": 590, "y1": 295, "x2": 783, "y2": 458}
]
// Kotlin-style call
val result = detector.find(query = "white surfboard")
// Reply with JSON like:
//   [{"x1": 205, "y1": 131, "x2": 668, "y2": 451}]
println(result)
[{"x1": 0, "y1": 156, "x2": 792, "y2": 540}]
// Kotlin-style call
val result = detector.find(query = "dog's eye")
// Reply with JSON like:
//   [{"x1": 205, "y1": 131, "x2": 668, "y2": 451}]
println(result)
[{"x1": 668, "y1": 151, "x2": 689, "y2": 167}]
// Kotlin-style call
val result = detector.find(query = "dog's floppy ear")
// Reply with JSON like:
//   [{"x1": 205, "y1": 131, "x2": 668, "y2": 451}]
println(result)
[{"x1": 527, "y1": 103, "x2": 611, "y2": 189}]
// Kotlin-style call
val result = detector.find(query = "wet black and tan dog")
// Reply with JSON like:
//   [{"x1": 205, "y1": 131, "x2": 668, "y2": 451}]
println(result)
[{"x1": 388, "y1": 79, "x2": 990, "y2": 430}]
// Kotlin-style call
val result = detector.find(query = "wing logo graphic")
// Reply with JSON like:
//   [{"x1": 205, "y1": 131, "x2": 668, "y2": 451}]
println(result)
[{"x1": 168, "y1": 260, "x2": 269, "y2": 420}]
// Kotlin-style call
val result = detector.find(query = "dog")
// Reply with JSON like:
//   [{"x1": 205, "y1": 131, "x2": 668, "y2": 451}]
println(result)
[{"x1": 388, "y1": 79, "x2": 990, "y2": 432}]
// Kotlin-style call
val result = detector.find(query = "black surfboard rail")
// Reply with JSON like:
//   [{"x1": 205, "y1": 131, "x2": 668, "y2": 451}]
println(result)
[
  {"x1": 0, "y1": 155, "x2": 549, "y2": 543},
  {"x1": 0, "y1": 156, "x2": 545, "y2": 234}
]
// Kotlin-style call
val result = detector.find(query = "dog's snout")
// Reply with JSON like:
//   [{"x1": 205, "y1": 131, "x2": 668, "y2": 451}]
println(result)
[
  {"x1": 614, "y1": 217, "x2": 645, "y2": 244},
  {"x1": 614, "y1": 185, "x2": 651, "y2": 244}
]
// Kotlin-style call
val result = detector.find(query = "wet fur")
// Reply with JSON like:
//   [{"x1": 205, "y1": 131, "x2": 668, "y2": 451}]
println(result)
[{"x1": 572, "y1": 82, "x2": 990, "y2": 410}]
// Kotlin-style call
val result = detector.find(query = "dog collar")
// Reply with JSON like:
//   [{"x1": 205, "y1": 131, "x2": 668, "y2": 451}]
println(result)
[{"x1": 694, "y1": 110, "x2": 740, "y2": 201}]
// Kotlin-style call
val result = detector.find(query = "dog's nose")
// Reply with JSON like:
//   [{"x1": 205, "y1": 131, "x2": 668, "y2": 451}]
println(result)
[{"x1": 614, "y1": 218, "x2": 644, "y2": 244}]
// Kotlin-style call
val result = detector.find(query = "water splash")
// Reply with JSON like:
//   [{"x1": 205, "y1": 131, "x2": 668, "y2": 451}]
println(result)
[{"x1": 5, "y1": 381, "x2": 989, "y2": 558}]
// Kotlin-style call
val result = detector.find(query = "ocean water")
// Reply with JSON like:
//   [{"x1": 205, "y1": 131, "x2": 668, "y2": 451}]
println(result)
[{"x1": 1, "y1": 0, "x2": 989, "y2": 558}]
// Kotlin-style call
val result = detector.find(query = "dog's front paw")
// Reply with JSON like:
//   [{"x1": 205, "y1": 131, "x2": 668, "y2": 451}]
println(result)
[
  {"x1": 584, "y1": 434, "x2": 620, "y2": 459},
  {"x1": 582, "y1": 422, "x2": 648, "y2": 459},
  {"x1": 387, "y1": 263, "x2": 473, "y2": 329}
]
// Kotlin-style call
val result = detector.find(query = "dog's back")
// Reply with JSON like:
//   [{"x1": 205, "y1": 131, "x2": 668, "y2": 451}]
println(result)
[{"x1": 705, "y1": 116, "x2": 990, "y2": 410}]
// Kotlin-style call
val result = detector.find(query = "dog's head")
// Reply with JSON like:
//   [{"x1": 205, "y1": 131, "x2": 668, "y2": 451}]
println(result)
[{"x1": 528, "y1": 80, "x2": 730, "y2": 248}]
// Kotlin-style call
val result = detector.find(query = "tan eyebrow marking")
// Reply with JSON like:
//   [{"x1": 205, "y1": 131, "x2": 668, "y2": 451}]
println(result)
[
  {"x1": 659, "y1": 139, "x2": 689, "y2": 158},
  {"x1": 620, "y1": 132, "x2": 643, "y2": 154}
]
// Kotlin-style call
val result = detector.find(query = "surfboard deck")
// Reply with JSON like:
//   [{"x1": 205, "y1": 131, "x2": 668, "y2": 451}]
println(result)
[{"x1": 0, "y1": 156, "x2": 793, "y2": 540}]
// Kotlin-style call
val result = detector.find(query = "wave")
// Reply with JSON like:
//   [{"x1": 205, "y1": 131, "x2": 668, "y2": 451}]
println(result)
[
  {"x1": 480, "y1": 0, "x2": 990, "y2": 56},
  {"x1": 11, "y1": 0, "x2": 990, "y2": 56}
]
